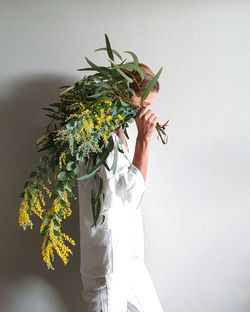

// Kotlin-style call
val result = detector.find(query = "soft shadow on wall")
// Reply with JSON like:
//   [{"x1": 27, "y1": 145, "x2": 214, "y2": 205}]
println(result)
[{"x1": 0, "y1": 74, "x2": 87, "y2": 312}]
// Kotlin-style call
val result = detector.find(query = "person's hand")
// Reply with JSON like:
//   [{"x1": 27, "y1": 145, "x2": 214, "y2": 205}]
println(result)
[{"x1": 135, "y1": 105, "x2": 158, "y2": 143}]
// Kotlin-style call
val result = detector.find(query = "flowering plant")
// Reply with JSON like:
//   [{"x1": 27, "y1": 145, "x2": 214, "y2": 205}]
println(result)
[{"x1": 18, "y1": 34, "x2": 169, "y2": 270}]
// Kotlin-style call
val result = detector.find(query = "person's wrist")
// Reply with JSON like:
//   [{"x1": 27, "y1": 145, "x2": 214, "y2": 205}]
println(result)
[{"x1": 136, "y1": 134, "x2": 150, "y2": 145}]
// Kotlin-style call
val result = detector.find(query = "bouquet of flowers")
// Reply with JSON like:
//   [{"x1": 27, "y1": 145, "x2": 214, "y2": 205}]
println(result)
[{"x1": 18, "y1": 33, "x2": 169, "y2": 270}]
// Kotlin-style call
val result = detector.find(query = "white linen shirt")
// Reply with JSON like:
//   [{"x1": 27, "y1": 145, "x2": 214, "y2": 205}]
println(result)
[{"x1": 77, "y1": 132, "x2": 146, "y2": 291}]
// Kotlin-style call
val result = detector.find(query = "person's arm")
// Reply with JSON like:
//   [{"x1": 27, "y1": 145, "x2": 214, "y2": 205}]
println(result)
[
  {"x1": 132, "y1": 138, "x2": 150, "y2": 182},
  {"x1": 132, "y1": 106, "x2": 158, "y2": 181}
]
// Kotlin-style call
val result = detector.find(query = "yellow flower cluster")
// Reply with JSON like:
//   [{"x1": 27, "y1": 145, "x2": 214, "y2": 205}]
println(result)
[
  {"x1": 18, "y1": 189, "x2": 33, "y2": 230},
  {"x1": 62, "y1": 233, "x2": 76, "y2": 245},
  {"x1": 91, "y1": 101, "x2": 120, "y2": 144},
  {"x1": 42, "y1": 184, "x2": 52, "y2": 198},
  {"x1": 65, "y1": 113, "x2": 81, "y2": 122},
  {"x1": 81, "y1": 118, "x2": 94, "y2": 135},
  {"x1": 29, "y1": 189, "x2": 45, "y2": 219},
  {"x1": 18, "y1": 176, "x2": 54, "y2": 231},
  {"x1": 40, "y1": 189, "x2": 76, "y2": 269},
  {"x1": 59, "y1": 153, "x2": 66, "y2": 168}
]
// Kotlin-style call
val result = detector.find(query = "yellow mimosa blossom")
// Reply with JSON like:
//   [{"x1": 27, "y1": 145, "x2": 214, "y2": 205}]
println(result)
[
  {"x1": 81, "y1": 118, "x2": 94, "y2": 134},
  {"x1": 42, "y1": 184, "x2": 52, "y2": 198},
  {"x1": 62, "y1": 233, "x2": 76, "y2": 246},
  {"x1": 106, "y1": 115, "x2": 112, "y2": 121},
  {"x1": 18, "y1": 190, "x2": 33, "y2": 230},
  {"x1": 30, "y1": 188, "x2": 45, "y2": 219},
  {"x1": 117, "y1": 114, "x2": 123, "y2": 120},
  {"x1": 59, "y1": 153, "x2": 66, "y2": 168},
  {"x1": 38, "y1": 189, "x2": 46, "y2": 206},
  {"x1": 65, "y1": 113, "x2": 81, "y2": 122},
  {"x1": 40, "y1": 190, "x2": 76, "y2": 269}
]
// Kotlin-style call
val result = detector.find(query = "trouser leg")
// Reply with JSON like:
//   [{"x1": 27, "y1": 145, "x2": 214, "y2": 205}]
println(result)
[
  {"x1": 126, "y1": 259, "x2": 164, "y2": 312},
  {"x1": 81, "y1": 272, "x2": 128, "y2": 312}
]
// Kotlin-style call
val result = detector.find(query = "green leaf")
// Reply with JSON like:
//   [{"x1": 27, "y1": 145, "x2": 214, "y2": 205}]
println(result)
[
  {"x1": 39, "y1": 155, "x2": 49, "y2": 164},
  {"x1": 66, "y1": 161, "x2": 75, "y2": 171},
  {"x1": 111, "y1": 141, "x2": 118, "y2": 174},
  {"x1": 59, "y1": 199, "x2": 66, "y2": 207},
  {"x1": 103, "y1": 161, "x2": 110, "y2": 171},
  {"x1": 116, "y1": 67, "x2": 133, "y2": 83},
  {"x1": 101, "y1": 215, "x2": 105, "y2": 225},
  {"x1": 58, "y1": 85, "x2": 71, "y2": 89},
  {"x1": 53, "y1": 219, "x2": 60, "y2": 226},
  {"x1": 141, "y1": 66, "x2": 163, "y2": 102},
  {"x1": 51, "y1": 193, "x2": 57, "y2": 201},
  {"x1": 45, "y1": 113, "x2": 60, "y2": 120},
  {"x1": 77, "y1": 137, "x2": 114, "y2": 181},
  {"x1": 127, "y1": 87, "x2": 136, "y2": 97},
  {"x1": 118, "y1": 147, "x2": 124, "y2": 154},
  {"x1": 95, "y1": 200, "x2": 101, "y2": 224},
  {"x1": 43, "y1": 215, "x2": 53, "y2": 226},
  {"x1": 57, "y1": 171, "x2": 68, "y2": 181},
  {"x1": 133, "y1": 64, "x2": 145, "y2": 80},
  {"x1": 65, "y1": 181, "x2": 72, "y2": 192},
  {"x1": 119, "y1": 98, "x2": 128, "y2": 106},
  {"x1": 95, "y1": 176, "x2": 103, "y2": 204},
  {"x1": 68, "y1": 177, "x2": 75, "y2": 187},
  {"x1": 49, "y1": 102, "x2": 60, "y2": 107},
  {"x1": 85, "y1": 57, "x2": 109, "y2": 76},
  {"x1": 73, "y1": 166, "x2": 79, "y2": 175},
  {"x1": 124, "y1": 50, "x2": 139, "y2": 66},
  {"x1": 37, "y1": 144, "x2": 53, "y2": 152},
  {"x1": 119, "y1": 63, "x2": 135, "y2": 71},
  {"x1": 123, "y1": 125, "x2": 130, "y2": 139},
  {"x1": 86, "y1": 92, "x2": 103, "y2": 99},
  {"x1": 42, "y1": 107, "x2": 56, "y2": 113},
  {"x1": 58, "y1": 190, "x2": 66, "y2": 200},
  {"x1": 76, "y1": 67, "x2": 96, "y2": 71},
  {"x1": 20, "y1": 191, "x2": 25, "y2": 198},
  {"x1": 54, "y1": 230, "x2": 61, "y2": 236},
  {"x1": 55, "y1": 214, "x2": 62, "y2": 222},
  {"x1": 105, "y1": 33, "x2": 114, "y2": 61},
  {"x1": 41, "y1": 227, "x2": 49, "y2": 237},
  {"x1": 58, "y1": 208, "x2": 64, "y2": 217},
  {"x1": 94, "y1": 47, "x2": 122, "y2": 61},
  {"x1": 29, "y1": 171, "x2": 36, "y2": 178}
]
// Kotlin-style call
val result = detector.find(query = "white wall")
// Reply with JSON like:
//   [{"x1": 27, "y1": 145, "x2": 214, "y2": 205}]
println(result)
[{"x1": 1, "y1": 0, "x2": 250, "y2": 311}]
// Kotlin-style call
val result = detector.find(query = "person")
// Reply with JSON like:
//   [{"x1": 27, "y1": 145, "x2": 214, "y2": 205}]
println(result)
[{"x1": 77, "y1": 63, "x2": 164, "y2": 312}]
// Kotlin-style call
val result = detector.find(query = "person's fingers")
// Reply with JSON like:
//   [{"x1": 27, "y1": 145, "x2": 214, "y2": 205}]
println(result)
[
  {"x1": 148, "y1": 115, "x2": 158, "y2": 124},
  {"x1": 141, "y1": 109, "x2": 154, "y2": 121},
  {"x1": 137, "y1": 106, "x2": 149, "y2": 119},
  {"x1": 144, "y1": 111, "x2": 156, "y2": 122}
]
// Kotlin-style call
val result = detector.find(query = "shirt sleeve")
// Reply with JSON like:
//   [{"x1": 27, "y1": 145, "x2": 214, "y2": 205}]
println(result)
[
  {"x1": 121, "y1": 162, "x2": 145, "y2": 208},
  {"x1": 98, "y1": 156, "x2": 146, "y2": 210},
  {"x1": 97, "y1": 133, "x2": 146, "y2": 210}
]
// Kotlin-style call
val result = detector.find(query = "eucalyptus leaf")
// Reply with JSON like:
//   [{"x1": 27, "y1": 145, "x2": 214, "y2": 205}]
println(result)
[
  {"x1": 111, "y1": 141, "x2": 118, "y2": 174},
  {"x1": 141, "y1": 66, "x2": 163, "y2": 102},
  {"x1": 57, "y1": 171, "x2": 68, "y2": 181},
  {"x1": 116, "y1": 67, "x2": 133, "y2": 83},
  {"x1": 94, "y1": 47, "x2": 122, "y2": 61},
  {"x1": 105, "y1": 33, "x2": 114, "y2": 61},
  {"x1": 124, "y1": 50, "x2": 139, "y2": 66},
  {"x1": 66, "y1": 161, "x2": 75, "y2": 171}
]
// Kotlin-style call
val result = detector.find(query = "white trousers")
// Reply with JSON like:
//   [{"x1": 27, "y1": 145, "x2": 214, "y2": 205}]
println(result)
[{"x1": 81, "y1": 259, "x2": 164, "y2": 312}]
